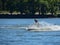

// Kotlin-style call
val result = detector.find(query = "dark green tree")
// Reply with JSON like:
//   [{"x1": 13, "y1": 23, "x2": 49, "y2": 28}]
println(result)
[
  {"x1": 6, "y1": 0, "x2": 15, "y2": 15},
  {"x1": 27, "y1": 0, "x2": 35, "y2": 15},
  {"x1": 1, "y1": 0, "x2": 7, "y2": 10}
]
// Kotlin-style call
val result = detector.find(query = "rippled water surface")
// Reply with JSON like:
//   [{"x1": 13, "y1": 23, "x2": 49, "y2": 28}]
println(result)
[{"x1": 0, "y1": 18, "x2": 60, "y2": 45}]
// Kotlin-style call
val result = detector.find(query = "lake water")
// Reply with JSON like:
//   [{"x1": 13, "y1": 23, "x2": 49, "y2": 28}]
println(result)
[{"x1": 0, "y1": 18, "x2": 60, "y2": 45}]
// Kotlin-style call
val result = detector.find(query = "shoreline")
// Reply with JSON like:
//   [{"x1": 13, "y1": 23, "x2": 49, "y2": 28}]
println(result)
[{"x1": 0, "y1": 14, "x2": 60, "y2": 18}]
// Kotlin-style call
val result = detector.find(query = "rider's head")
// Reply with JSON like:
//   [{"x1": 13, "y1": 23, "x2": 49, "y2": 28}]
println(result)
[{"x1": 34, "y1": 19, "x2": 38, "y2": 23}]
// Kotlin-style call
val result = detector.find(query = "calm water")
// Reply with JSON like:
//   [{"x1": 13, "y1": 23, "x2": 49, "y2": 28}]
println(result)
[{"x1": 0, "y1": 18, "x2": 60, "y2": 45}]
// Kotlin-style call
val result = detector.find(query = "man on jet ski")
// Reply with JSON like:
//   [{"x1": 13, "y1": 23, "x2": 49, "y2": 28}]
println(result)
[{"x1": 34, "y1": 19, "x2": 40, "y2": 27}]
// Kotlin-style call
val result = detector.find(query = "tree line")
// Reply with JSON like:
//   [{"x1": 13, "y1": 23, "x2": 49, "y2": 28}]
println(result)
[{"x1": 0, "y1": 0, "x2": 60, "y2": 16}]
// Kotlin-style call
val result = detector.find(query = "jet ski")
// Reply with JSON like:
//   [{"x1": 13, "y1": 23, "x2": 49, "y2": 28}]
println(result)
[
  {"x1": 26, "y1": 19, "x2": 51, "y2": 31},
  {"x1": 26, "y1": 24, "x2": 52, "y2": 31},
  {"x1": 26, "y1": 19, "x2": 60, "y2": 31}
]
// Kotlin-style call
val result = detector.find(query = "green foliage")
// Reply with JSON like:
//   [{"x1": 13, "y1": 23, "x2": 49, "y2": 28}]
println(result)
[{"x1": 0, "y1": 0, "x2": 60, "y2": 16}]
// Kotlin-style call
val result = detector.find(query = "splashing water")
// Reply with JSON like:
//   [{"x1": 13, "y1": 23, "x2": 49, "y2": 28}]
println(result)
[
  {"x1": 0, "y1": 21, "x2": 60, "y2": 31},
  {"x1": 38, "y1": 21, "x2": 60, "y2": 31}
]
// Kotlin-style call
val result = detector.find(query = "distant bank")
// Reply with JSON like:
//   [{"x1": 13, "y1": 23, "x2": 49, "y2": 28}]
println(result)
[{"x1": 0, "y1": 14, "x2": 60, "y2": 18}]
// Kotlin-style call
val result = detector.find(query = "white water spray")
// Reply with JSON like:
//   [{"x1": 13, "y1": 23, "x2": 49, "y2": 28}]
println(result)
[{"x1": 0, "y1": 21, "x2": 60, "y2": 31}]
